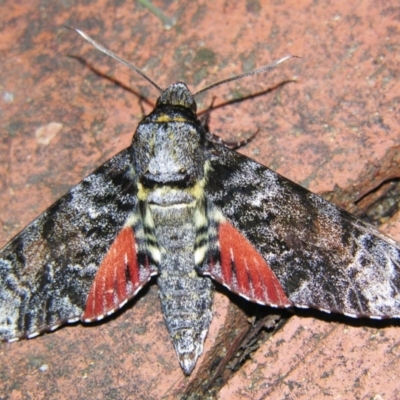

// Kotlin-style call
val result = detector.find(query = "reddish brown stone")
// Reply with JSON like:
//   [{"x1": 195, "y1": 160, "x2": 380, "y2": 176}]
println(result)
[{"x1": 1, "y1": 0, "x2": 400, "y2": 398}]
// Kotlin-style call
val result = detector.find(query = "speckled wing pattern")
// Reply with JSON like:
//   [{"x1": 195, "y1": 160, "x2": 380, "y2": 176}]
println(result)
[
  {"x1": 204, "y1": 143, "x2": 400, "y2": 319},
  {"x1": 0, "y1": 149, "x2": 153, "y2": 341}
]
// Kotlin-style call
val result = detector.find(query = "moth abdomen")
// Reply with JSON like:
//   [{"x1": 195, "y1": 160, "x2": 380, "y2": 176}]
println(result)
[{"x1": 157, "y1": 253, "x2": 213, "y2": 375}]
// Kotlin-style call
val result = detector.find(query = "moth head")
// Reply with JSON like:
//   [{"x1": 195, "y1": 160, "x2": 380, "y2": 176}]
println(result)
[{"x1": 156, "y1": 83, "x2": 197, "y2": 113}]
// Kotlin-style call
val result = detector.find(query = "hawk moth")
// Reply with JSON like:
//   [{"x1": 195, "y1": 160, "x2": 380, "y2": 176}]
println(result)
[{"x1": 1, "y1": 30, "x2": 399, "y2": 375}]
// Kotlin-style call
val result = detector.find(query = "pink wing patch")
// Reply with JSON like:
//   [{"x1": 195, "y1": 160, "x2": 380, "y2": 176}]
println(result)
[
  {"x1": 83, "y1": 227, "x2": 154, "y2": 321},
  {"x1": 205, "y1": 222, "x2": 291, "y2": 307}
]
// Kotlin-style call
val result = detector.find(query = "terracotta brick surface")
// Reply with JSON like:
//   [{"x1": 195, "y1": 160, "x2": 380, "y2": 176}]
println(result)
[{"x1": 0, "y1": 1, "x2": 399, "y2": 399}]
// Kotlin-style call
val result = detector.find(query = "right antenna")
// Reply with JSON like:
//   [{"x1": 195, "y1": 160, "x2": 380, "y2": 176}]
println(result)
[{"x1": 194, "y1": 55, "x2": 299, "y2": 98}]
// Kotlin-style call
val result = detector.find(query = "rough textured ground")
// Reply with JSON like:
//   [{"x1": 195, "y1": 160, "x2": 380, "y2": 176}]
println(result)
[{"x1": 1, "y1": 1, "x2": 400, "y2": 399}]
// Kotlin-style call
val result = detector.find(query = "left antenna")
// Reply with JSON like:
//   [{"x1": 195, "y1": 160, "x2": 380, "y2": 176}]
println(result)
[{"x1": 67, "y1": 27, "x2": 164, "y2": 93}]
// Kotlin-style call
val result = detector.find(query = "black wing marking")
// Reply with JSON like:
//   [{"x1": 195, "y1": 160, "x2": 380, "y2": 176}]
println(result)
[
  {"x1": 0, "y1": 149, "x2": 137, "y2": 341},
  {"x1": 205, "y1": 143, "x2": 400, "y2": 318}
]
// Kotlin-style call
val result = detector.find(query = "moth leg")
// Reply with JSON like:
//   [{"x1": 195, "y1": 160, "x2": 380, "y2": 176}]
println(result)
[
  {"x1": 200, "y1": 96, "x2": 216, "y2": 133},
  {"x1": 201, "y1": 98, "x2": 259, "y2": 149},
  {"x1": 218, "y1": 129, "x2": 259, "y2": 149},
  {"x1": 207, "y1": 127, "x2": 259, "y2": 149}
]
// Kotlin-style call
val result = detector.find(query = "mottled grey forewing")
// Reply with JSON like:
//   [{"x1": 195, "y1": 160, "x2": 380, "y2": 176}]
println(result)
[
  {"x1": 0, "y1": 148, "x2": 137, "y2": 341},
  {"x1": 205, "y1": 144, "x2": 400, "y2": 318}
]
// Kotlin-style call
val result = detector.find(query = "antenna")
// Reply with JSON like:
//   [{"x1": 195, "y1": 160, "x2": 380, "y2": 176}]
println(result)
[
  {"x1": 68, "y1": 27, "x2": 164, "y2": 93},
  {"x1": 69, "y1": 28, "x2": 298, "y2": 99},
  {"x1": 194, "y1": 55, "x2": 298, "y2": 98}
]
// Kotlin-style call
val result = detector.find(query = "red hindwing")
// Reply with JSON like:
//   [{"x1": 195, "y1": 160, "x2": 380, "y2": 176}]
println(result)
[
  {"x1": 83, "y1": 227, "x2": 153, "y2": 321},
  {"x1": 205, "y1": 222, "x2": 291, "y2": 308}
]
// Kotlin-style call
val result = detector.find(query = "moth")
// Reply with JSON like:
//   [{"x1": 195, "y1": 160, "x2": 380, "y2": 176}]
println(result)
[{"x1": 1, "y1": 30, "x2": 400, "y2": 376}]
